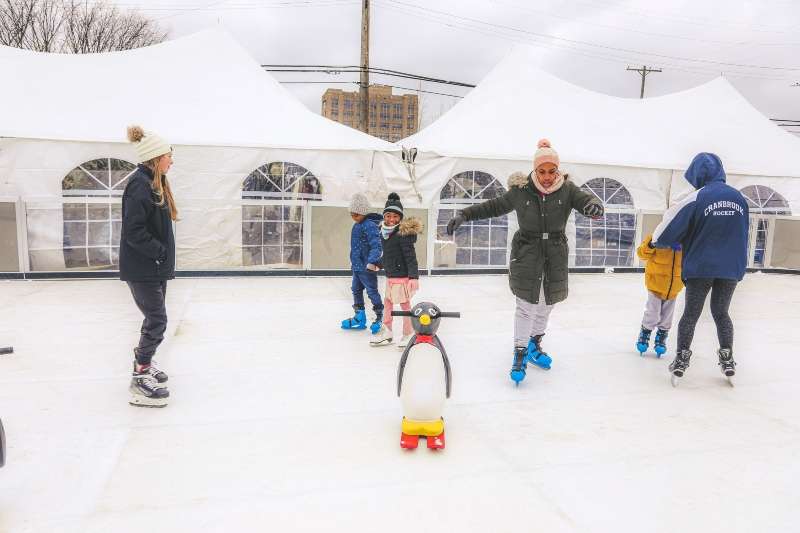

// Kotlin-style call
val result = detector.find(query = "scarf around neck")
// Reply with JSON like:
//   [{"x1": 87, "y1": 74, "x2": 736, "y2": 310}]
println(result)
[{"x1": 381, "y1": 222, "x2": 398, "y2": 240}]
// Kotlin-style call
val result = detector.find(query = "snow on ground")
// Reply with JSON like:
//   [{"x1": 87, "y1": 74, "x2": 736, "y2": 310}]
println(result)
[{"x1": 0, "y1": 273, "x2": 798, "y2": 533}]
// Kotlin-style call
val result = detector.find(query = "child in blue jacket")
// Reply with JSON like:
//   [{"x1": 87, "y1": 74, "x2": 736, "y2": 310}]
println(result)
[{"x1": 341, "y1": 193, "x2": 384, "y2": 334}]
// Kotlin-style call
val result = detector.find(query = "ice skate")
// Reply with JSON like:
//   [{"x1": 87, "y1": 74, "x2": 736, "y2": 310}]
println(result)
[
  {"x1": 510, "y1": 346, "x2": 527, "y2": 386},
  {"x1": 636, "y1": 326, "x2": 652, "y2": 355},
  {"x1": 718, "y1": 348, "x2": 736, "y2": 387},
  {"x1": 341, "y1": 306, "x2": 367, "y2": 330},
  {"x1": 370, "y1": 328, "x2": 393, "y2": 347},
  {"x1": 669, "y1": 349, "x2": 692, "y2": 387},
  {"x1": 129, "y1": 368, "x2": 169, "y2": 407},
  {"x1": 653, "y1": 329, "x2": 669, "y2": 357},
  {"x1": 526, "y1": 334, "x2": 552, "y2": 370}
]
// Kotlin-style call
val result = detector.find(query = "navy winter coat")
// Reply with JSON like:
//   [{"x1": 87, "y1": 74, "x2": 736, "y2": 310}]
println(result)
[
  {"x1": 653, "y1": 153, "x2": 749, "y2": 281},
  {"x1": 350, "y1": 213, "x2": 383, "y2": 272},
  {"x1": 119, "y1": 165, "x2": 176, "y2": 282}
]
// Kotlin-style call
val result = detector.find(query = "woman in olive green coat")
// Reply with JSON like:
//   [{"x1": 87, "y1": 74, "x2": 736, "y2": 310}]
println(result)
[{"x1": 446, "y1": 139, "x2": 603, "y2": 384}]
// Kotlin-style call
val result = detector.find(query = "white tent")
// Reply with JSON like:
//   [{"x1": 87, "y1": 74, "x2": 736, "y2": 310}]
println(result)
[
  {"x1": 0, "y1": 29, "x2": 396, "y2": 272},
  {"x1": 384, "y1": 44, "x2": 800, "y2": 269}
]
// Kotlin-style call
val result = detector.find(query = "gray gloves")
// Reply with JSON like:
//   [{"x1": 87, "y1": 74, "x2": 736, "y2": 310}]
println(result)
[
  {"x1": 583, "y1": 203, "x2": 603, "y2": 217},
  {"x1": 446, "y1": 211, "x2": 466, "y2": 235}
]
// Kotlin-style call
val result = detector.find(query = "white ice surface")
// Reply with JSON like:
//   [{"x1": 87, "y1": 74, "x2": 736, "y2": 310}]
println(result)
[{"x1": 0, "y1": 273, "x2": 798, "y2": 533}]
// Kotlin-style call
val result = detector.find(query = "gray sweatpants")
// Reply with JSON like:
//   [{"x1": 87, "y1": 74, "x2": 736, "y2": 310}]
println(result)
[
  {"x1": 514, "y1": 285, "x2": 554, "y2": 347},
  {"x1": 641, "y1": 291, "x2": 676, "y2": 331}
]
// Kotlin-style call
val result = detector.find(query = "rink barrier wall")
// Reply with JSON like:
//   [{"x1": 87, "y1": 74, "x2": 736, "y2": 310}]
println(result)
[{"x1": 2, "y1": 267, "x2": 799, "y2": 280}]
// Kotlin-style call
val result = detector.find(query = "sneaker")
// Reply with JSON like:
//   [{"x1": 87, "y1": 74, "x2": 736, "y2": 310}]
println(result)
[
  {"x1": 397, "y1": 335, "x2": 413, "y2": 349},
  {"x1": 129, "y1": 371, "x2": 169, "y2": 408},
  {"x1": 370, "y1": 328, "x2": 393, "y2": 347}
]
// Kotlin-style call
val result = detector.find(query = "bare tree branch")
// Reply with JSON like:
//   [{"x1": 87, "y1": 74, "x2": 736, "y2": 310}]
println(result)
[{"x1": 1, "y1": 0, "x2": 167, "y2": 53}]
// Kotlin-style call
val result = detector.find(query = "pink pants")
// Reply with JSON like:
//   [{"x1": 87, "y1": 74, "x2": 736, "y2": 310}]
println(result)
[{"x1": 383, "y1": 278, "x2": 415, "y2": 336}]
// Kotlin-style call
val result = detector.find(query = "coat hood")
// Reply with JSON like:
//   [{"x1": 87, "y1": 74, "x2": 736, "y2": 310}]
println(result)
[
  {"x1": 685, "y1": 152, "x2": 726, "y2": 189},
  {"x1": 398, "y1": 217, "x2": 423, "y2": 236}
]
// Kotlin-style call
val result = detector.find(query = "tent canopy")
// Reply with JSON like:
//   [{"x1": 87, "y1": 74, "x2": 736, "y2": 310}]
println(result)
[
  {"x1": 402, "y1": 45, "x2": 800, "y2": 178},
  {"x1": 0, "y1": 29, "x2": 391, "y2": 151}
]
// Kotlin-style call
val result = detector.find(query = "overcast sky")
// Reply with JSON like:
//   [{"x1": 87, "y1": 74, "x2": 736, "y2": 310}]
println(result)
[{"x1": 125, "y1": 0, "x2": 800, "y2": 131}]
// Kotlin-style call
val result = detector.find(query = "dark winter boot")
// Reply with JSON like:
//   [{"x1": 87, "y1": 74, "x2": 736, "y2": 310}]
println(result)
[
  {"x1": 341, "y1": 305, "x2": 367, "y2": 330},
  {"x1": 510, "y1": 347, "x2": 527, "y2": 386},
  {"x1": 526, "y1": 334, "x2": 552, "y2": 370},
  {"x1": 636, "y1": 327, "x2": 652, "y2": 355}
]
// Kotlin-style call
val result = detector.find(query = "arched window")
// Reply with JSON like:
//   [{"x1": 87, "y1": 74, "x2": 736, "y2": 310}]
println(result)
[
  {"x1": 61, "y1": 158, "x2": 136, "y2": 269},
  {"x1": 574, "y1": 177, "x2": 636, "y2": 267},
  {"x1": 740, "y1": 185, "x2": 792, "y2": 267},
  {"x1": 436, "y1": 170, "x2": 508, "y2": 267},
  {"x1": 241, "y1": 162, "x2": 322, "y2": 268}
]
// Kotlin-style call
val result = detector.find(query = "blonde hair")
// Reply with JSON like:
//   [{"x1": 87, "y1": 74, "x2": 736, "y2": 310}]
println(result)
[{"x1": 144, "y1": 154, "x2": 178, "y2": 221}]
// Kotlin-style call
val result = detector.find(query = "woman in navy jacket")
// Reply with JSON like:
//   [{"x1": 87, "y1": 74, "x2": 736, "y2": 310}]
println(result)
[
  {"x1": 121, "y1": 126, "x2": 177, "y2": 407},
  {"x1": 652, "y1": 152, "x2": 749, "y2": 385}
]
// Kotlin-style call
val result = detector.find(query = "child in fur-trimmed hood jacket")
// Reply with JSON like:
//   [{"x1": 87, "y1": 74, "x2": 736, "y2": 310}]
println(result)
[
  {"x1": 370, "y1": 193, "x2": 423, "y2": 350},
  {"x1": 446, "y1": 139, "x2": 603, "y2": 384}
]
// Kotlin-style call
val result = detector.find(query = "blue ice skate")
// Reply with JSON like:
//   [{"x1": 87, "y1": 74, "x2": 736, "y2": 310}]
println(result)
[
  {"x1": 341, "y1": 307, "x2": 367, "y2": 330},
  {"x1": 526, "y1": 334, "x2": 552, "y2": 370},
  {"x1": 510, "y1": 347, "x2": 527, "y2": 386},
  {"x1": 636, "y1": 327, "x2": 652, "y2": 356},
  {"x1": 653, "y1": 329, "x2": 668, "y2": 358},
  {"x1": 370, "y1": 310, "x2": 384, "y2": 335}
]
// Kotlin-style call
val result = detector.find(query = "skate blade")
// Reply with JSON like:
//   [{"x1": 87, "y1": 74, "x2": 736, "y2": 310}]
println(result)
[
  {"x1": 670, "y1": 374, "x2": 680, "y2": 388},
  {"x1": 726, "y1": 375, "x2": 735, "y2": 387},
  {"x1": 369, "y1": 339, "x2": 393, "y2": 347},
  {"x1": 129, "y1": 395, "x2": 168, "y2": 408}
]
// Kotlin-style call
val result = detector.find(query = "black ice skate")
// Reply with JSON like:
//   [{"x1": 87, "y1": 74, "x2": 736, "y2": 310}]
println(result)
[
  {"x1": 129, "y1": 369, "x2": 169, "y2": 408},
  {"x1": 669, "y1": 349, "x2": 692, "y2": 387},
  {"x1": 717, "y1": 348, "x2": 736, "y2": 387},
  {"x1": 133, "y1": 350, "x2": 168, "y2": 384}
]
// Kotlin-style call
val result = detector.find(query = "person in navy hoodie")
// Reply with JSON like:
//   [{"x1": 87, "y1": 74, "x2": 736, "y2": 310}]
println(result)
[
  {"x1": 341, "y1": 193, "x2": 384, "y2": 334},
  {"x1": 652, "y1": 152, "x2": 749, "y2": 385}
]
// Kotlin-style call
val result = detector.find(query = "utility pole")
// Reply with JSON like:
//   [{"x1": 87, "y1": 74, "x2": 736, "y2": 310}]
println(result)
[
  {"x1": 359, "y1": 0, "x2": 370, "y2": 133},
  {"x1": 626, "y1": 65, "x2": 662, "y2": 99}
]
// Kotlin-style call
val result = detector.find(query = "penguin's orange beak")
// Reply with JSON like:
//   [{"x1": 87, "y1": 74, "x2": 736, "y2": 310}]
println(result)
[{"x1": 419, "y1": 314, "x2": 431, "y2": 326}]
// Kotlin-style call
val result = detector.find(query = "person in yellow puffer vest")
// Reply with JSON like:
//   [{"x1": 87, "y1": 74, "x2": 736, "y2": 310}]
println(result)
[{"x1": 635, "y1": 234, "x2": 684, "y2": 357}]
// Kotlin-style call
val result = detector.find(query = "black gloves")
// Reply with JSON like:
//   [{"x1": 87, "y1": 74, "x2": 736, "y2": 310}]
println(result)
[
  {"x1": 583, "y1": 203, "x2": 603, "y2": 217},
  {"x1": 446, "y1": 211, "x2": 466, "y2": 236}
]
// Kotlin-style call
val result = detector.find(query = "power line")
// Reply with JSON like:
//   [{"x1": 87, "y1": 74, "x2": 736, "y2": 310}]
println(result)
[
  {"x1": 376, "y1": 0, "x2": 800, "y2": 73},
  {"x1": 262, "y1": 65, "x2": 476, "y2": 87}
]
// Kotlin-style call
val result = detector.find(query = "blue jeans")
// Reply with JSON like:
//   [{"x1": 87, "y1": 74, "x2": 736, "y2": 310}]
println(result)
[{"x1": 352, "y1": 270, "x2": 383, "y2": 311}]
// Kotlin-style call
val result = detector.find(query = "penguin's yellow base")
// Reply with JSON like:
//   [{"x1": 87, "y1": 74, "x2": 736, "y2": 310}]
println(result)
[{"x1": 401, "y1": 417, "x2": 444, "y2": 437}]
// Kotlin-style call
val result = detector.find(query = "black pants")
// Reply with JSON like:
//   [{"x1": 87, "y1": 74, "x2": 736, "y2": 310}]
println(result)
[
  {"x1": 677, "y1": 278, "x2": 737, "y2": 352},
  {"x1": 127, "y1": 281, "x2": 168, "y2": 365}
]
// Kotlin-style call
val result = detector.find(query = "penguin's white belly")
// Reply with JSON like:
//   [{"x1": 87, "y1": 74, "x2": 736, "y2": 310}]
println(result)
[{"x1": 400, "y1": 342, "x2": 447, "y2": 421}]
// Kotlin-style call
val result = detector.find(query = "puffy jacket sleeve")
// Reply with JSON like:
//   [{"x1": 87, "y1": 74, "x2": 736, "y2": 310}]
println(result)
[
  {"x1": 365, "y1": 221, "x2": 383, "y2": 265},
  {"x1": 400, "y1": 235, "x2": 419, "y2": 279},
  {"x1": 569, "y1": 181, "x2": 603, "y2": 215},
  {"x1": 123, "y1": 179, "x2": 165, "y2": 261},
  {"x1": 653, "y1": 190, "x2": 699, "y2": 248},
  {"x1": 461, "y1": 191, "x2": 515, "y2": 221},
  {"x1": 637, "y1": 234, "x2": 656, "y2": 261}
]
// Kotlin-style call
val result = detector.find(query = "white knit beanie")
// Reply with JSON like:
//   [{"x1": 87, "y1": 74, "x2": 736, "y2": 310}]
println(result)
[
  {"x1": 349, "y1": 193, "x2": 370, "y2": 216},
  {"x1": 126, "y1": 125, "x2": 171, "y2": 163}
]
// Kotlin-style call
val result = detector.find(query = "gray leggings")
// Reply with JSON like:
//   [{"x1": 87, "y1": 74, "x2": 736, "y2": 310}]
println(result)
[{"x1": 677, "y1": 278, "x2": 738, "y2": 352}]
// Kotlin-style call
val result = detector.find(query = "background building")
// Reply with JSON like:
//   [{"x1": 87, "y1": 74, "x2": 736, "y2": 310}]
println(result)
[{"x1": 321, "y1": 85, "x2": 418, "y2": 142}]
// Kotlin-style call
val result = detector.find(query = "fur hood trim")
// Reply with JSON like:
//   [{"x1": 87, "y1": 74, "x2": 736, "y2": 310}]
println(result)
[
  {"x1": 398, "y1": 217, "x2": 423, "y2": 236},
  {"x1": 507, "y1": 171, "x2": 570, "y2": 188}
]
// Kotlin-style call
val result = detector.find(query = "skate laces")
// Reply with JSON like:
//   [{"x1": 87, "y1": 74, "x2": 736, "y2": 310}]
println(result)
[
  {"x1": 134, "y1": 371, "x2": 160, "y2": 389},
  {"x1": 718, "y1": 349, "x2": 736, "y2": 367}
]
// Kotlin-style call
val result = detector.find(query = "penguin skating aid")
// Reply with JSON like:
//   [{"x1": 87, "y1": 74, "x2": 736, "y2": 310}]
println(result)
[{"x1": 394, "y1": 302, "x2": 459, "y2": 451}]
